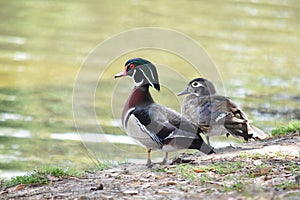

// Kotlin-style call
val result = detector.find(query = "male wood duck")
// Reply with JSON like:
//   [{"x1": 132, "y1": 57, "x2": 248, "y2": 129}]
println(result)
[
  {"x1": 178, "y1": 78, "x2": 267, "y2": 146},
  {"x1": 114, "y1": 58, "x2": 214, "y2": 167}
]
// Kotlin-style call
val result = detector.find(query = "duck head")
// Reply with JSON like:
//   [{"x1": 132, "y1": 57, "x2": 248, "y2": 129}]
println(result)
[
  {"x1": 178, "y1": 78, "x2": 216, "y2": 96},
  {"x1": 115, "y1": 58, "x2": 160, "y2": 91}
]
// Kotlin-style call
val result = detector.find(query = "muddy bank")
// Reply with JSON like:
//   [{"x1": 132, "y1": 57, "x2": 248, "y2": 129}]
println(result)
[{"x1": 1, "y1": 132, "x2": 299, "y2": 200}]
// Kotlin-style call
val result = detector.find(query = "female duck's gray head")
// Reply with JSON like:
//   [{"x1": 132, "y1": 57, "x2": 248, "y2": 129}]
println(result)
[
  {"x1": 115, "y1": 58, "x2": 160, "y2": 91},
  {"x1": 178, "y1": 78, "x2": 216, "y2": 96}
]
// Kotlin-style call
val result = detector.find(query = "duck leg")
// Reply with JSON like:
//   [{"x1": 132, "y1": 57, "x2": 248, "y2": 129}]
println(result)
[
  {"x1": 161, "y1": 152, "x2": 168, "y2": 165},
  {"x1": 146, "y1": 148, "x2": 152, "y2": 167}
]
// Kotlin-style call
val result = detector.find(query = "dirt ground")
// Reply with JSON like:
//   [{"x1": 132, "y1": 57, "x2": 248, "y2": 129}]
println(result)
[{"x1": 1, "y1": 132, "x2": 299, "y2": 200}]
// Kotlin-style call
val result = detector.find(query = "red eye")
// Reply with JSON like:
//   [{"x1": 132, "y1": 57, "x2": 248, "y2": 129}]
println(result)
[{"x1": 129, "y1": 63, "x2": 135, "y2": 69}]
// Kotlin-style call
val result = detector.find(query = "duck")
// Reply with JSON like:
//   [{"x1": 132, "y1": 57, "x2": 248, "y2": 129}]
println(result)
[
  {"x1": 178, "y1": 77, "x2": 267, "y2": 146},
  {"x1": 114, "y1": 58, "x2": 214, "y2": 167}
]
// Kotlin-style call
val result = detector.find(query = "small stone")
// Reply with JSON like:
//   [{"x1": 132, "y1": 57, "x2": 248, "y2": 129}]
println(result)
[
  {"x1": 0, "y1": 191, "x2": 8, "y2": 195},
  {"x1": 295, "y1": 174, "x2": 300, "y2": 184},
  {"x1": 139, "y1": 178, "x2": 150, "y2": 182},
  {"x1": 166, "y1": 181, "x2": 177, "y2": 186},
  {"x1": 54, "y1": 193, "x2": 73, "y2": 198},
  {"x1": 108, "y1": 169, "x2": 119, "y2": 173},
  {"x1": 143, "y1": 173, "x2": 152, "y2": 178},
  {"x1": 141, "y1": 183, "x2": 151, "y2": 188},
  {"x1": 157, "y1": 190, "x2": 169, "y2": 195},
  {"x1": 123, "y1": 190, "x2": 138, "y2": 195},
  {"x1": 100, "y1": 193, "x2": 115, "y2": 199},
  {"x1": 47, "y1": 175, "x2": 60, "y2": 182},
  {"x1": 91, "y1": 184, "x2": 104, "y2": 191},
  {"x1": 167, "y1": 165, "x2": 176, "y2": 169},
  {"x1": 155, "y1": 175, "x2": 163, "y2": 180},
  {"x1": 110, "y1": 173, "x2": 120, "y2": 177},
  {"x1": 106, "y1": 174, "x2": 112, "y2": 178},
  {"x1": 253, "y1": 160, "x2": 262, "y2": 166},
  {"x1": 166, "y1": 170, "x2": 175, "y2": 174},
  {"x1": 283, "y1": 173, "x2": 292, "y2": 178},
  {"x1": 197, "y1": 188, "x2": 208, "y2": 193},
  {"x1": 78, "y1": 196, "x2": 88, "y2": 200}
]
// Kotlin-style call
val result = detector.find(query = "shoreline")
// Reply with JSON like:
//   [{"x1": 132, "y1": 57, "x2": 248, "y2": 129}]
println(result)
[{"x1": 1, "y1": 132, "x2": 299, "y2": 200}]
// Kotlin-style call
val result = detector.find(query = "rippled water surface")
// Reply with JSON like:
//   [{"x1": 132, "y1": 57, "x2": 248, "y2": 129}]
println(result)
[{"x1": 0, "y1": 0, "x2": 299, "y2": 178}]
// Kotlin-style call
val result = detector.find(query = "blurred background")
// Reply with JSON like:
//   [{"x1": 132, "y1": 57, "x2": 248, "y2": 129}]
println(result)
[{"x1": 0, "y1": 0, "x2": 299, "y2": 178}]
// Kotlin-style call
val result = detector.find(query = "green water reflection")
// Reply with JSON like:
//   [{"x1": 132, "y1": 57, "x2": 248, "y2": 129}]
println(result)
[{"x1": 0, "y1": 0, "x2": 299, "y2": 177}]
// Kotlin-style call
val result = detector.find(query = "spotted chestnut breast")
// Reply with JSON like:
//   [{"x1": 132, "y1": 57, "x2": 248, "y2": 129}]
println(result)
[
  {"x1": 122, "y1": 87, "x2": 164, "y2": 149},
  {"x1": 121, "y1": 86, "x2": 154, "y2": 127}
]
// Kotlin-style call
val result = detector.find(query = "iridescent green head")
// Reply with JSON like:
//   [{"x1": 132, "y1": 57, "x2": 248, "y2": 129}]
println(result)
[{"x1": 115, "y1": 58, "x2": 160, "y2": 91}]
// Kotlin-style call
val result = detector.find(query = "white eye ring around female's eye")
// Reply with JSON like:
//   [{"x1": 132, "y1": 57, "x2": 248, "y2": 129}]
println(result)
[{"x1": 191, "y1": 81, "x2": 202, "y2": 87}]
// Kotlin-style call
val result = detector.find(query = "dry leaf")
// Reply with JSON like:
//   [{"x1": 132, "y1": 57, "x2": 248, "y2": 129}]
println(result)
[
  {"x1": 47, "y1": 175, "x2": 60, "y2": 182},
  {"x1": 13, "y1": 184, "x2": 25, "y2": 191},
  {"x1": 253, "y1": 167, "x2": 272, "y2": 176},
  {"x1": 263, "y1": 175, "x2": 272, "y2": 181},
  {"x1": 206, "y1": 181, "x2": 223, "y2": 186},
  {"x1": 155, "y1": 175, "x2": 163, "y2": 180},
  {"x1": 193, "y1": 169, "x2": 205, "y2": 173},
  {"x1": 166, "y1": 181, "x2": 177, "y2": 186}
]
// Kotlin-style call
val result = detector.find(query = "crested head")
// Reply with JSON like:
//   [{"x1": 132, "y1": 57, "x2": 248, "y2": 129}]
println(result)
[
  {"x1": 115, "y1": 58, "x2": 160, "y2": 91},
  {"x1": 178, "y1": 77, "x2": 216, "y2": 96}
]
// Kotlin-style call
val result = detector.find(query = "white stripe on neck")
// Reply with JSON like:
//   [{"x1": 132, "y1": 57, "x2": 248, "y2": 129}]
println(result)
[
  {"x1": 132, "y1": 69, "x2": 144, "y2": 87},
  {"x1": 139, "y1": 68, "x2": 154, "y2": 88}
]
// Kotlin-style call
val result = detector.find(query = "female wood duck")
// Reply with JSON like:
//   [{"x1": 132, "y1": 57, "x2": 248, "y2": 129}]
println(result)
[
  {"x1": 114, "y1": 58, "x2": 214, "y2": 167},
  {"x1": 178, "y1": 78, "x2": 267, "y2": 146}
]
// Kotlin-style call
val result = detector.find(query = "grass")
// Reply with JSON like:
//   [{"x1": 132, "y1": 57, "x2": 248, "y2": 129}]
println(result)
[
  {"x1": 171, "y1": 163, "x2": 249, "y2": 193},
  {"x1": 2, "y1": 166, "x2": 81, "y2": 188},
  {"x1": 239, "y1": 152, "x2": 267, "y2": 159},
  {"x1": 1, "y1": 156, "x2": 116, "y2": 189},
  {"x1": 85, "y1": 151, "x2": 114, "y2": 171},
  {"x1": 284, "y1": 163, "x2": 300, "y2": 175},
  {"x1": 164, "y1": 152, "x2": 300, "y2": 194},
  {"x1": 172, "y1": 164, "x2": 196, "y2": 182},
  {"x1": 91, "y1": 159, "x2": 114, "y2": 171},
  {"x1": 221, "y1": 181, "x2": 245, "y2": 192},
  {"x1": 172, "y1": 161, "x2": 244, "y2": 182},
  {"x1": 153, "y1": 167, "x2": 167, "y2": 173},
  {"x1": 196, "y1": 161, "x2": 244, "y2": 175},
  {"x1": 271, "y1": 121, "x2": 300, "y2": 136},
  {"x1": 275, "y1": 181, "x2": 300, "y2": 190}
]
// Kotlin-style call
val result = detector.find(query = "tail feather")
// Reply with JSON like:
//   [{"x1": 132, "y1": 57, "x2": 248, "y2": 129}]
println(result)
[
  {"x1": 248, "y1": 125, "x2": 268, "y2": 140},
  {"x1": 167, "y1": 137, "x2": 215, "y2": 155},
  {"x1": 189, "y1": 138, "x2": 215, "y2": 154},
  {"x1": 226, "y1": 123, "x2": 253, "y2": 141}
]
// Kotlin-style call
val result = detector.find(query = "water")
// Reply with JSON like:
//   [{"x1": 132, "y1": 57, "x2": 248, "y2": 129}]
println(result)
[{"x1": 0, "y1": 0, "x2": 299, "y2": 178}]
